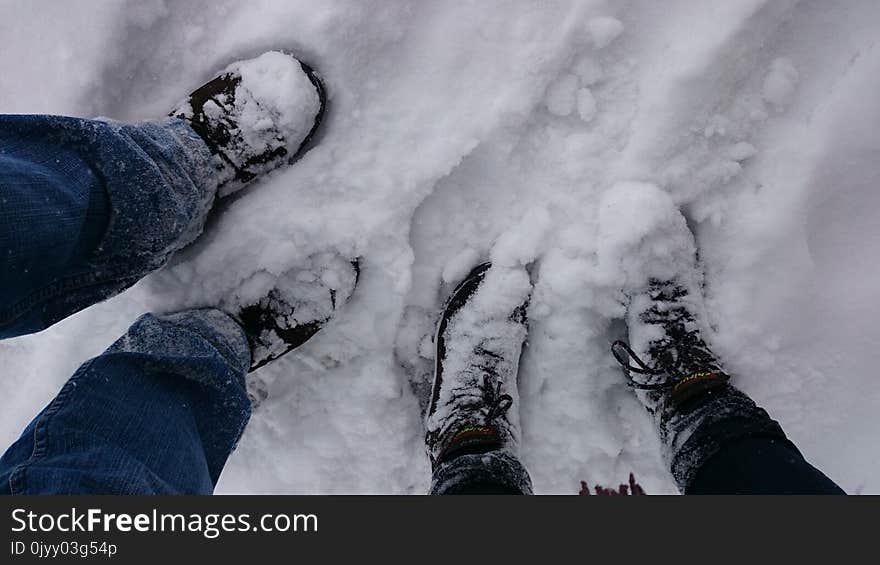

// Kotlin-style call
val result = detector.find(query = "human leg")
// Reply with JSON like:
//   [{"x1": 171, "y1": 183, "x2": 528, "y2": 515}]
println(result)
[
  {"x1": 0, "y1": 51, "x2": 324, "y2": 339},
  {"x1": 604, "y1": 183, "x2": 844, "y2": 495}
]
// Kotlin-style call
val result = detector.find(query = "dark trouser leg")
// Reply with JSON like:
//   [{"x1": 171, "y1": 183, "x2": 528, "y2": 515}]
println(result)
[
  {"x1": 0, "y1": 308, "x2": 251, "y2": 495},
  {"x1": 687, "y1": 436, "x2": 844, "y2": 494},
  {"x1": 665, "y1": 385, "x2": 845, "y2": 495}
]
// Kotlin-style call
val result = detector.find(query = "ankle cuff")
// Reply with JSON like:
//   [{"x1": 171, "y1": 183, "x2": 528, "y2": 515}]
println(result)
[
  {"x1": 664, "y1": 385, "x2": 789, "y2": 491},
  {"x1": 670, "y1": 370, "x2": 730, "y2": 407},
  {"x1": 434, "y1": 425, "x2": 504, "y2": 468},
  {"x1": 430, "y1": 449, "x2": 533, "y2": 495}
]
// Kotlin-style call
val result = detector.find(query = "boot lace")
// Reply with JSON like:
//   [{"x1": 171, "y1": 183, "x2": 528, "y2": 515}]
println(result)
[
  {"x1": 611, "y1": 280, "x2": 724, "y2": 391},
  {"x1": 426, "y1": 347, "x2": 514, "y2": 452}
]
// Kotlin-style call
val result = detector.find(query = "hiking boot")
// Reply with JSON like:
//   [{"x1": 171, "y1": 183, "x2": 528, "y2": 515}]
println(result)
[
  {"x1": 425, "y1": 263, "x2": 531, "y2": 468},
  {"x1": 170, "y1": 50, "x2": 326, "y2": 196},
  {"x1": 612, "y1": 260, "x2": 802, "y2": 494},
  {"x1": 225, "y1": 252, "x2": 358, "y2": 372},
  {"x1": 612, "y1": 277, "x2": 730, "y2": 414},
  {"x1": 603, "y1": 184, "x2": 794, "y2": 491},
  {"x1": 597, "y1": 183, "x2": 729, "y2": 416}
]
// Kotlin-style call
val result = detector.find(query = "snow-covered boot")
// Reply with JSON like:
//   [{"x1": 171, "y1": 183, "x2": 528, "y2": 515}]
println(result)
[
  {"x1": 603, "y1": 183, "x2": 788, "y2": 491},
  {"x1": 426, "y1": 263, "x2": 533, "y2": 495},
  {"x1": 614, "y1": 274, "x2": 791, "y2": 491},
  {"x1": 612, "y1": 277, "x2": 731, "y2": 415},
  {"x1": 225, "y1": 253, "x2": 358, "y2": 373},
  {"x1": 170, "y1": 51, "x2": 325, "y2": 196}
]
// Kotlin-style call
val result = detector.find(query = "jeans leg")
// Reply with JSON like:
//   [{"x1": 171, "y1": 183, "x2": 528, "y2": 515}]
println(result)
[
  {"x1": 430, "y1": 449, "x2": 533, "y2": 495},
  {"x1": 0, "y1": 114, "x2": 217, "y2": 339},
  {"x1": 0, "y1": 308, "x2": 251, "y2": 495}
]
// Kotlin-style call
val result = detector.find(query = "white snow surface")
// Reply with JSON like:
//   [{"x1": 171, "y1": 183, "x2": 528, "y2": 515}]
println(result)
[{"x1": 2, "y1": 0, "x2": 880, "y2": 494}]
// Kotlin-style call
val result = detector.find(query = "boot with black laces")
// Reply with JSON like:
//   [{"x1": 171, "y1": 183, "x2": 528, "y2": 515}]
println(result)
[
  {"x1": 614, "y1": 273, "x2": 795, "y2": 491},
  {"x1": 426, "y1": 263, "x2": 534, "y2": 495},
  {"x1": 612, "y1": 278, "x2": 731, "y2": 416},
  {"x1": 604, "y1": 184, "x2": 790, "y2": 491}
]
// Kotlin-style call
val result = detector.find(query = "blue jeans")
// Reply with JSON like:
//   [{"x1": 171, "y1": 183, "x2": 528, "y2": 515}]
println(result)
[
  {"x1": 0, "y1": 310, "x2": 251, "y2": 494},
  {"x1": 0, "y1": 115, "x2": 216, "y2": 338},
  {"x1": 0, "y1": 115, "x2": 251, "y2": 494}
]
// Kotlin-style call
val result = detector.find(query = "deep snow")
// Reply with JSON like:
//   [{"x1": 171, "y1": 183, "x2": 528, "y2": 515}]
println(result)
[{"x1": 2, "y1": 0, "x2": 879, "y2": 494}]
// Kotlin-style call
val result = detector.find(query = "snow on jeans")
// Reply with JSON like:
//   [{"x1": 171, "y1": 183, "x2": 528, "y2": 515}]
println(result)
[
  {"x1": 0, "y1": 115, "x2": 251, "y2": 494},
  {"x1": 0, "y1": 115, "x2": 845, "y2": 495}
]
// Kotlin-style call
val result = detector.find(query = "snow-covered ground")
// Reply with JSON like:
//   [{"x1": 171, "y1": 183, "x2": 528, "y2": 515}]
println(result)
[{"x1": 2, "y1": 0, "x2": 879, "y2": 494}]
